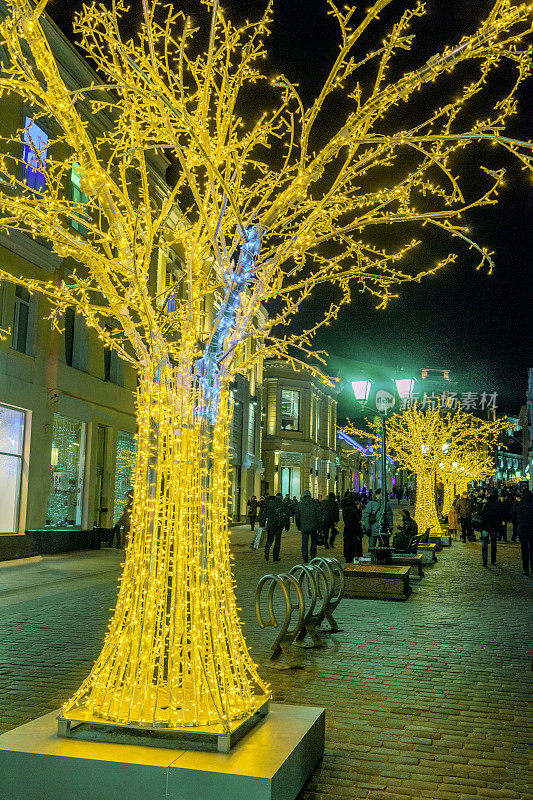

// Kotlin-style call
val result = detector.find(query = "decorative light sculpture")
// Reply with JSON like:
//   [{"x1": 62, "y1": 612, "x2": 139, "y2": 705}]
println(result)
[{"x1": 0, "y1": 0, "x2": 532, "y2": 731}]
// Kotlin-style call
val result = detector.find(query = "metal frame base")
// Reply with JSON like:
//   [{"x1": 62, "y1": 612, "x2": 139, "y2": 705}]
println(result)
[{"x1": 57, "y1": 697, "x2": 269, "y2": 754}]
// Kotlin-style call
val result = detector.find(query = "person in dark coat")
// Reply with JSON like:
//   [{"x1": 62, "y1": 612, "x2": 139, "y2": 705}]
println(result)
[
  {"x1": 393, "y1": 509, "x2": 418, "y2": 551},
  {"x1": 342, "y1": 492, "x2": 363, "y2": 563},
  {"x1": 322, "y1": 491, "x2": 340, "y2": 548},
  {"x1": 456, "y1": 492, "x2": 474, "y2": 542},
  {"x1": 480, "y1": 492, "x2": 500, "y2": 566},
  {"x1": 295, "y1": 490, "x2": 321, "y2": 563},
  {"x1": 517, "y1": 489, "x2": 533, "y2": 575},
  {"x1": 264, "y1": 492, "x2": 285, "y2": 562},
  {"x1": 247, "y1": 495, "x2": 258, "y2": 531}
]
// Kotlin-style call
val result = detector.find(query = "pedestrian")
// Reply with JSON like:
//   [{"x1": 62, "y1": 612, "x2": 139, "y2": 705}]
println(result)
[
  {"x1": 517, "y1": 489, "x2": 533, "y2": 575},
  {"x1": 342, "y1": 492, "x2": 363, "y2": 563},
  {"x1": 291, "y1": 495, "x2": 298, "y2": 522},
  {"x1": 264, "y1": 492, "x2": 289, "y2": 562},
  {"x1": 511, "y1": 491, "x2": 521, "y2": 543},
  {"x1": 480, "y1": 491, "x2": 500, "y2": 566},
  {"x1": 392, "y1": 508, "x2": 418, "y2": 551},
  {"x1": 316, "y1": 493, "x2": 325, "y2": 546},
  {"x1": 497, "y1": 493, "x2": 508, "y2": 542},
  {"x1": 362, "y1": 488, "x2": 392, "y2": 550},
  {"x1": 247, "y1": 495, "x2": 258, "y2": 531},
  {"x1": 257, "y1": 495, "x2": 267, "y2": 527},
  {"x1": 456, "y1": 491, "x2": 474, "y2": 542},
  {"x1": 295, "y1": 490, "x2": 321, "y2": 563},
  {"x1": 113, "y1": 488, "x2": 133, "y2": 549},
  {"x1": 447, "y1": 496, "x2": 459, "y2": 539},
  {"x1": 322, "y1": 491, "x2": 340, "y2": 548}
]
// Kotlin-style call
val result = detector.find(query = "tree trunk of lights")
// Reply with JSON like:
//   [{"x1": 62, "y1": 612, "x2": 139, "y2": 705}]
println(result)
[
  {"x1": 62, "y1": 368, "x2": 268, "y2": 729},
  {"x1": 442, "y1": 481, "x2": 455, "y2": 518},
  {"x1": 414, "y1": 472, "x2": 441, "y2": 535}
]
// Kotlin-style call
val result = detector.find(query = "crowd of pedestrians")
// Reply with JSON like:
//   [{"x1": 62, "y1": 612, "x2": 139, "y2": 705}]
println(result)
[
  {"x1": 444, "y1": 485, "x2": 533, "y2": 574},
  {"x1": 247, "y1": 481, "x2": 533, "y2": 576}
]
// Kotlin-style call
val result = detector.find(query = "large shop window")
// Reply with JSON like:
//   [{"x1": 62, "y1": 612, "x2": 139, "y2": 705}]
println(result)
[
  {"x1": 281, "y1": 389, "x2": 300, "y2": 431},
  {"x1": 113, "y1": 430, "x2": 137, "y2": 524},
  {"x1": 0, "y1": 405, "x2": 26, "y2": 533},
  {"x1": 22, "y1": 117, "x2": 48, "y2": 192},
  {"x1": 46, "y1": 414, "x2": 86, "y2": 527}
]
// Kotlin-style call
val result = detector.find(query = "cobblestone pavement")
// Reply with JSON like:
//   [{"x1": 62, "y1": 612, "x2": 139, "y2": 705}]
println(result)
[{"x1": 1, "y1": 521, "x2": 532, "y2": 800}]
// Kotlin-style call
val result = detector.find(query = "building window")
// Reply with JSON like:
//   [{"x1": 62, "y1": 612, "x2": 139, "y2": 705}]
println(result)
[
  {"x1": 22, "y1": 116, "x2": 48, "y2": 192},
  {"x1": 248, "y1": 400, "x2": 257, "y2": 453},
  {"x1": 114, "y1": 430, "x2": 136, "y2": 523},
  {"x1": 70, "y1": 162, "x2": 89, "y2": 235},
  {"x1": 281, "y1": 389, "x2": 300, "y2": 431},
  {"x1": 46, "y1": 414, "x2": 86, "y2": 527},
  {"x1": 12, "y1": 285, "x2": 30, "y2": 353},
  {"x1": 0, "y1": 405, "x2": 26, "y2": 533}
]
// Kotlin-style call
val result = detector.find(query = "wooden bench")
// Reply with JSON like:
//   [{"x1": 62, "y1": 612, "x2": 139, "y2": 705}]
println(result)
[
  {"x1": 344, "y1": 564, "x2": 412, "y2": 601},
  {"x1": 390, "y1": 554, "x2": 424, "y2": 580},
  {"x1": 417, "y1": 543, "x2": 438, "y2": 565}
]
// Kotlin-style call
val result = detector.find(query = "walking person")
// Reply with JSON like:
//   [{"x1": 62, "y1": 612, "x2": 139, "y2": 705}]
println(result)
[
  {"x1": 342, "y1": 492, "x2": 363, "y2": 563},
  {"x1": 247, "y1": 495, "x2": 258, "y2": 531},
  {"x1": 447, "y1": 497, "x2": 459, "y2": 539},
  {"x1": 456, "y1": 491, "x2": 474, "y2": 542},
  {"x1": 511, "y1": 491, "x2": 521, "y2": 543},
  {"x1": 517, "y1": 489, "x2": 533, "y2": 575},
  {"x1": 264, "y1": 492, "x2": 289, "y2": 562},
  {"x1": 322, "y1": 491, "x2": 340, "y2": 548},
  {"x1": 480, "y1": 491, "x2": 500, "y2": 566},
  {"x1": 363, "y1": 487, "x2": 392, "y2": 551},
  {"x1": 113, "y1": 488, "x2": 133, "y2": 549},
  {"x1": 295, "y1": 490, "x2": 321, "y2": 563}
]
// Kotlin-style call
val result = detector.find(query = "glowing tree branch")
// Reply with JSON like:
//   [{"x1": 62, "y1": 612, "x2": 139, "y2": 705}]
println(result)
[{"x1": 0, "y1": 0, "x2": 531, "y2": 730}]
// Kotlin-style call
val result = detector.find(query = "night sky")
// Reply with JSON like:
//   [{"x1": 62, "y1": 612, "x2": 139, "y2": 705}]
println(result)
[{"x1": 47, "y1": 0, "x2": 533, "y2": 415}]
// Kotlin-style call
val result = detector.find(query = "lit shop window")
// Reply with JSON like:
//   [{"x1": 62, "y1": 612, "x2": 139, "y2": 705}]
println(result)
[
  {"x1": 281, "y1": 389, "x2": 300, "y2": 431},
  {"x1": 22, "y1": 116, "x2": 48, "y2": 192},
  {"x1": 70, "y1": 162, "x2": 90, "y2": 235},
  {"x1": 12, "y1": 285, "x2": 31, "y2": 353},
  {"x1": 46, "y1": 414, "x2": 86, "y2": 527},
  {"x1": 0, "y1": 405, "x2": 26, "y2": 533},
  {"x1": 113, "y1": 430, "x2": 136, "y2": 523}
]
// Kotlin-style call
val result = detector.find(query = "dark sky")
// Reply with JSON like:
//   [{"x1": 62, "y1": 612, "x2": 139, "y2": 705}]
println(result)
[{"x1": 47, "y1": 0, "x2": 533, "y2": 415}]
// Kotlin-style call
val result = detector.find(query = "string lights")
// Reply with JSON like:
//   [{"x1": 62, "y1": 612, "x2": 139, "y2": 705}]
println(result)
[
  {"x1": 345, "y1": 407, "x2": 509, "y2": 534},
  {"x1": 0, "y1": 0, "x2": 531, "y2": 730}
]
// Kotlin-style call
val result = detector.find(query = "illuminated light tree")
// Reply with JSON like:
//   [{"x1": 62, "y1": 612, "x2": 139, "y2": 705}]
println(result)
[
  {"x1": 347, "y1": 406, "x2": 508, "y2": 533},
  {"x1": 1, "y1": 0, "x2": 532, "y2": 730}
]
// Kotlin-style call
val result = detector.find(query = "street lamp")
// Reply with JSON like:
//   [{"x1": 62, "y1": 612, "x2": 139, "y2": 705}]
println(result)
[{"x1": 350, "y1": 374, "x2": 415, "y2": 555}]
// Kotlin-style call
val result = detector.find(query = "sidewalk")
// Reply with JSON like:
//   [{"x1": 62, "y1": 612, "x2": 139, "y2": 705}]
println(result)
[{"x1": 1, "y1": 527, "x2": 532, "y2": 800}]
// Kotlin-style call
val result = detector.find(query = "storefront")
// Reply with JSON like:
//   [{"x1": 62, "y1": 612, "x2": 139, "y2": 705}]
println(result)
[
  {"x1": 46, "y1": 414, "x2": 86, "y2": 527},
  {"x1": 0, "y1": 404, "x2": 26, "y2": 534},
  {"x1": 113, "y1": 430, "x2": 136, "y2": 523}
]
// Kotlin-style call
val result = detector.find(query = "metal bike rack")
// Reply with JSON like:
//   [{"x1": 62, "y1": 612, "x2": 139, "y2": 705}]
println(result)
[
  {"x1": 255, "y1": 557, "x2": 344, "y2": 666},
  {"x1": 309, "y1": 556, "x2": 345, "y2": 632},
  {"x1": 255, "y1": 573, "x2": 305, "y2": 668}
]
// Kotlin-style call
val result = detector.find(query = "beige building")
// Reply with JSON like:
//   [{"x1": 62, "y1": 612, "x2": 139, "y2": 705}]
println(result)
[{"x1": 261, "y1": 359, "x2": 338, "y2": 499}]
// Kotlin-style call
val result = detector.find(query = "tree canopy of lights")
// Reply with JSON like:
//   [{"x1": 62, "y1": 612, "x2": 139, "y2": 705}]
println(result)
[
  {"x1": 345, "y1": 407, "x2": 509, "y2": 533},
  {"x1": 0, "y1": 0, "x2": 532, "y2": 731}
]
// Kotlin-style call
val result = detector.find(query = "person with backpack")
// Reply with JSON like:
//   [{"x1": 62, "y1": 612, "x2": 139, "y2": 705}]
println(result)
[
  {"x1": 517, "y1": 489, "x2": 533, "y2": 575},
  {"x1": 342, "y1": 492, "x2": 363, "y2": 563},
  {"x1": 295, "y1": 490, "x2": 321, "y2": 563},
  {"x1": 264, "y1": 492, "x2": 289, "y2": 562},
  {"x1": 322, "y1": 491, "x2": 340, "y2": 548},
  {"x1": 480, "y1": 491, "x2": 500, "y2": 566},
  {"x1": 363, "y1": 487, "x2": 392, "y2": 550},
  {"x1": 247, "y1": 495, "x2": 258, "y2": 531}
]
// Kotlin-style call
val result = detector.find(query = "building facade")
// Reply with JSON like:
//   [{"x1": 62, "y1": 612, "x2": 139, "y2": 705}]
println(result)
[{"x1": 261, "y1": 360, "x2": 338, "y2": 499}]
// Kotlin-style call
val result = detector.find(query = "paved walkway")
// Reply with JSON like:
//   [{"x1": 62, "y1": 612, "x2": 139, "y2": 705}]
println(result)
[{"x1": 0, "y1": 526, "x2": 532, "y2": 799}]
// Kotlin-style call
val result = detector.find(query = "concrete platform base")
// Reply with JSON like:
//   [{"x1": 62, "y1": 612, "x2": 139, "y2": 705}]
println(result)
[
  {"x1": 417, "y1": 544, "x2": 438, "y2": 565},
  {"x1": 0, "y1": 704, "x2": 325, "y2": 800},
  {"x1": 428, "y1": 534, "x2": 443, "y2": 551},
  {"x1": 343, "y1": 564, "x2": 412, "y2": 600},
  {"x1": 439, "y1": 534, "x2": 452, "y2": 547}
]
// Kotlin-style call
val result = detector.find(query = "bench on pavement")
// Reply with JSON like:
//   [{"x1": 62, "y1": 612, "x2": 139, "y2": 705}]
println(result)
[
  {"x1": 390, "y1": 553, "x2": 424, "y2": 580},
  {"x1": 417, "y1": 543, "x2": 438, "y2": 565},
  {"x1": 343, "y1": 564, "x2": 412, "y2": 601}
]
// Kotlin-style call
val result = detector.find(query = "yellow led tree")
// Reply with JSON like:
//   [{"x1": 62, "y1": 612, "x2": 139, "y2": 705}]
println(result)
[
  {"x1": 1, "y1": 0, "x2": 532, "y2": 730},
  {"x1": 384, "y1": 406, "x2": 507, "y2": 532}
]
